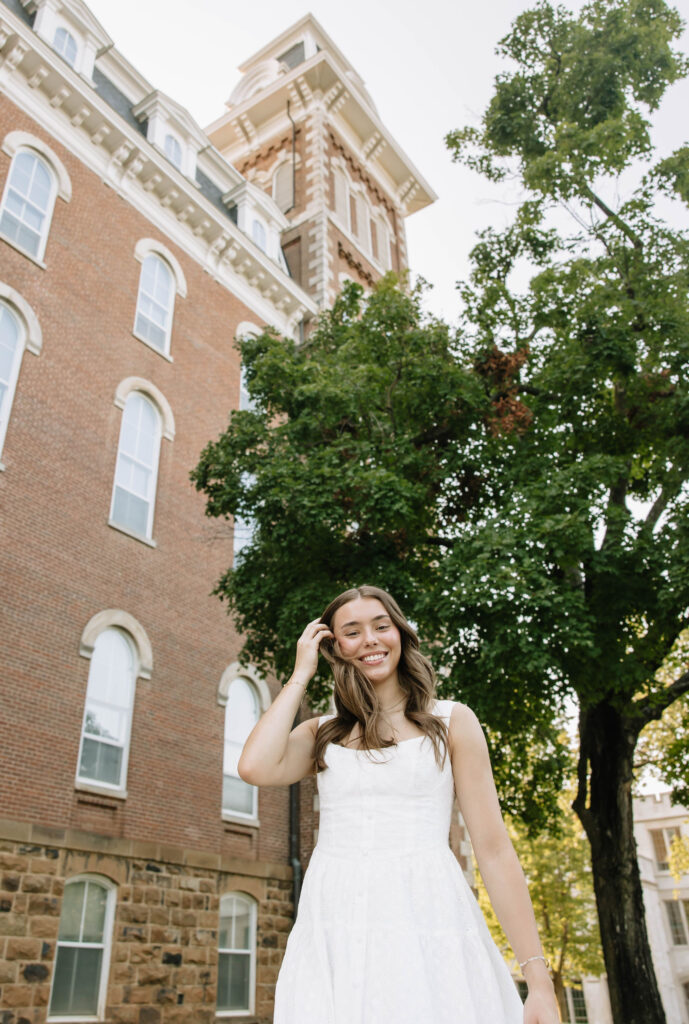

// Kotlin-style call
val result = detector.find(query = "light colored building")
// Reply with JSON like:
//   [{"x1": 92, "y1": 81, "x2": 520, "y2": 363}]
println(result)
[{"x1": 635, "y1": 790, "x2": 689, "y2": 1024}]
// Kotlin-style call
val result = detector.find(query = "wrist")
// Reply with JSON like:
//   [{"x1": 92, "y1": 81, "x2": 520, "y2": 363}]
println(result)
[
  {"x1": 284, "y1": 673, "x2": 309, "y2": 689},
  {"x1": 522, "y1": 959, "x2": 553, "y2": 992}
]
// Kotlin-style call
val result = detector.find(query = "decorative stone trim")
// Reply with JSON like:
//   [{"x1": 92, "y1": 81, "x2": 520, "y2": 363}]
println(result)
[
  {"x1": 0, "y1": 280, "x2": 42, "y2": 355},
  {"x1": 2, "y1": 129, "x2": 72, "y2": 201},
  {"x1": 114, "y1": 376, "x2": 175, "y2": 441},
  {"x1": 79, "y1": 609, "x2": 153, "y2": 681},
  {"x1": 217, "y1": 662, "x2": 271, "y2": 712},
  {"x1": 337, "y1": 241, "x2": 374, "y2": 287}
]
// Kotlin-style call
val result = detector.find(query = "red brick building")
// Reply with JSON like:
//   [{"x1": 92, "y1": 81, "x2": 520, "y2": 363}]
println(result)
[{"x1": 0, "y1": 3, "x2": 444, "y2": 1023}]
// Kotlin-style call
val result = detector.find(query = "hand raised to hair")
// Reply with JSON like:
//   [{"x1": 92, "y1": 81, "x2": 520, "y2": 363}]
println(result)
[{"x1": 292, "y1": 619, "x2": 334, "y2": 685}]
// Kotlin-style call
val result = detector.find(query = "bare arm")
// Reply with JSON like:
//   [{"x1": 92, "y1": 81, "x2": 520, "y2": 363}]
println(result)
[
  {"x1": 237, "y1": 618, "x2": 333, "y2": 787},
  {"x1": 449, "y1": 703, "x2": 560, "y2": 1024}
]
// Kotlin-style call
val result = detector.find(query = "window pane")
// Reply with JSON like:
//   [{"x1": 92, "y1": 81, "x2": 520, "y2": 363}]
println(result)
[
  {"x1": 79, "y1": 737, "x2": 123, "y2": 786},
  {"x1": 54, "y1": 27, "x2": 78, "y2": 67},
  {"x1": 222, "y1": 773, "x2": 255, "y2": 815},
  {"x1": 0, "y1": 152, "x2": 52, "y2": 257},
  {"x1": 135, "y1": 256, "x2": 173, "y2": 351},
  {"x1": 164, "y1": 134, "x2": 183, "y2": 170},
  {"x1": 58, "y1": 882, "x2": 86, "y2": 942},
  {"x1": 82, "y1": 881, "x2": 107, "y2": 943},
  {"x1": 252, "y1": 220, "x2": 267, "y2": 252},
  {"x1": 217, "y1": 951, "x2": 250, "y2": 1011},
  {"x1": 50, "y1": 945, "x2": 103, "y2": 1016},
  {"x1": 225, "y1": 680, "x2": 259, "y2": 742},
  {"x1": 570, "y1": 986, "x2": 589, "y2": 1022},
  {"x1": 112, "y1": 486, "x2": 149, "y2": 535},
  {"x1": 665, "y1": 900, "x2": 687, "y2": 944},
  {"x1": 651, "y1": 829, "x2": 669, "y2": 870}
]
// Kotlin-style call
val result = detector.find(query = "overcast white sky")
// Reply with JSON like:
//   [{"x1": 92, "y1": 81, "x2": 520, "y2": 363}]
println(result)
[{"x1": 87, "y1": 0, "x2": 689, "y2": 325}]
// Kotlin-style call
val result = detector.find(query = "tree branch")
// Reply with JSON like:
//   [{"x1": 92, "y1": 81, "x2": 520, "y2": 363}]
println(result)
[
  {"x1": 633, "y1": 669, "x2": 689, "y2": 727},
  {"x1": 642, "y1": 480, "x2": 682, "y2": 535},
  {"x1": 581, "y1": 184, "x2": 644, "y2": 252}
]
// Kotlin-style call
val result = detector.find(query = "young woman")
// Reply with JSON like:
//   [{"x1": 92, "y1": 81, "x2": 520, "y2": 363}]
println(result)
[{"x1": 238, "y1": 585, "x2": 560, "y2": 1024}]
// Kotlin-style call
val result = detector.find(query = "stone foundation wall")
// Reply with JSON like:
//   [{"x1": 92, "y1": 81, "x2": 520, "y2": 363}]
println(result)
[{"x1": 0, "y1": 820, "x2": 294, "y2": 1024}]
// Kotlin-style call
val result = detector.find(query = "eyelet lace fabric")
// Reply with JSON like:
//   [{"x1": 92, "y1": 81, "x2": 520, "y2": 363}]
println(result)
[{"x1": 273, "y1": 699, "x2": 524, "y2": 1024}]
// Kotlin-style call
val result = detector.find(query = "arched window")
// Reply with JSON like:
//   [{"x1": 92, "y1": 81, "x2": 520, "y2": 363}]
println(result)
[
  {"x1": 217, "y1": 893, "x2": 257, "y2": 1014},
  {"x1": 371, "y1": 217, "x2": 392, "y2": 270},
  {"x1": 77, "y1": 628, "x2": 136, "y2": 791},
  {"x1": 0, "y1": 150, "x2": 56, "y2": 260},
  {"x1": 273, "y1": 162, "x2": 293, "y2": 213},
  {"x1": 223, "y1": 678, "x2": 259, "y2": 818},
  {"x1": 53, "y1": 27, "x2": 78, "y2": 67},
  {"x1": 49, "y1": 876, "x2": 116, "y2": 1018},
  {"x1": 164, "y1": 133, "x2": 183, "y2": 170},
  {"x1": 110, "y1": 391, "x2": 162, "y2": 540},
  {"x1": 134, "y1": 254, "x2": 175, "y2": 355},
  {"x1": 353, "y1": 192, "x2": 371, "y2": 254},
  {"x1": 332, "y1": 167, "x2": 349, "y2": 230},
  {"x1": 251, "y1": 219, "x2": 267, "y2": 253},
  {"x1": 0, "y1": 301, "x2": 22, "y2": 460}
]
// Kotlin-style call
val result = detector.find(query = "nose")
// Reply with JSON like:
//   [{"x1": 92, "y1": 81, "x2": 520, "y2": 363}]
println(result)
[{"x1": 362, "y1": 629, "x2": 378, "y2": 646}]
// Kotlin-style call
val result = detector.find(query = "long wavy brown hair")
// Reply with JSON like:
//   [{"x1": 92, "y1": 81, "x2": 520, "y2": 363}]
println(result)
[{"x1": 312, "y1": 585, "x2": 449, "y2": 772}]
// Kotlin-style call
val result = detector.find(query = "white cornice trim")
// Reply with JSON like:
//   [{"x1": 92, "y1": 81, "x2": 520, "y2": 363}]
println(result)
[
  {"x1": 209, "y1": 51, "x2": 436, "y2": 215},
  {"x1": 0, "y1": 5, "x2": 317, "y2": 335}
]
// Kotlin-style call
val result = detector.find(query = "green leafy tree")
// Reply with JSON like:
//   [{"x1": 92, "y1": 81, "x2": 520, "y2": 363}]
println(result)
[
  {"x1": 477, "y1": 787, "x2": 604, "y2": 1021},
  {"x1": 192, "y1": 2, "x2": 689, "y2": 1020}
]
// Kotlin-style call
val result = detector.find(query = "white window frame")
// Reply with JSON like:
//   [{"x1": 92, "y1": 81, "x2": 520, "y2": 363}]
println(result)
[
  {"x1": 133, "y1": 254, "x2": 175, "y2": 357},
  {"x1": 132, "y1": 240, "x2": 187, "y2": 359},
  {"x1": 0, "y1": 284, "x2": 42, "y2": 470},
  {"x1": 47, "y1": 874, "x2": 116, "y2": 1023},
  {"x1": 75, "y1": 627, "x2": 137, "y2": 798},
  {"x1": 53, "y1": 25, "x2": 78, "y2": 67},
  {"x1": 0, "y1": 302, "x2": 25, "y2": 464},
  {"x1": 0, "y1": 148, "x2": 58, "y2": 264},
  {"x1": 650, "y1": 826, "x2": 681, "y2": 871},
  {"x1": 216, "y1": 892, "x2": 257, "y2": 1017},
  {"x1": 109, "y1": 391, "x2": 163, "y2": 544},
  {"x1": 222, "y1": 677, "x2": 259, "y2": 821}
]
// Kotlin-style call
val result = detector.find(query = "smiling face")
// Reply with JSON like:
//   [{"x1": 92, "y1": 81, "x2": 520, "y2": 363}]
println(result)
[{"x1": 331, "y1": 596, "x2": 402, "y2": 686}]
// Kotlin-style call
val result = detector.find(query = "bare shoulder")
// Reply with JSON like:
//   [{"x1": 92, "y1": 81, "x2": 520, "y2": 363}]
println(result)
[{"x1": 446, "y1": 701, "x2": 486, "y2": 755}]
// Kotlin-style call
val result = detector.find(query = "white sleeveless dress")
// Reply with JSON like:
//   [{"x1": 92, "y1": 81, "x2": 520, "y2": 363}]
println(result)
[{"x1": 273, "y1": 699, "x2": 524, "y2": 1024}]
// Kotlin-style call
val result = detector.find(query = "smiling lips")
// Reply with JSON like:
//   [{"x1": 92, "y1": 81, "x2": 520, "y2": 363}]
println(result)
[{"x1": 361, "y1": 652, "x2": 387, "y2": 665}]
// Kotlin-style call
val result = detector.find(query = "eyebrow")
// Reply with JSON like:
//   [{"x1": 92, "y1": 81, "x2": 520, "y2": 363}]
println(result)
[{"x1": 339, "y1": 614, "x2": 390, "y2": 628}]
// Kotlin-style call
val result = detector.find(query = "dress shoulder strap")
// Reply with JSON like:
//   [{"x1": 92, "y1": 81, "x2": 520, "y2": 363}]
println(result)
[
  {"x1": 318, "y1": 712, "x2": 336, "y2": 727},
  {"x1": 431, "y1": 698, "x2": 455, "y2": 721}
]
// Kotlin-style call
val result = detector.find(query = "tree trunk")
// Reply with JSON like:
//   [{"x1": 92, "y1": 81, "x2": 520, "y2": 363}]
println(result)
[
  {"x1": 573, "y1": 701, "x2": 666, "y2": 1024},
  {"x1": 552, "y1": 971, "x2": 568, "y2": 1022}
]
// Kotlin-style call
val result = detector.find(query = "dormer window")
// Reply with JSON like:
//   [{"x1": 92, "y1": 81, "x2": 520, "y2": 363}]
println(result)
[
  {"x1": 22, "y1": 0, "x2": 113, "y2": 80},
  {"x1": 132, "y1": 91, "x2": 206, "y2": 182},
  {"x1": 164, "y1": 134, "x2": 183, "y2": 171},
  {"x1": 53, "y1": 26, "x2": 77, "y2": 67}
]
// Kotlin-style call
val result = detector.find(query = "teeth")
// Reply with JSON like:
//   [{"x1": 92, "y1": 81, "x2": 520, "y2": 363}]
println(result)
[{"x1": 362, "y1": 654, "x2": 386, "y2": 663}]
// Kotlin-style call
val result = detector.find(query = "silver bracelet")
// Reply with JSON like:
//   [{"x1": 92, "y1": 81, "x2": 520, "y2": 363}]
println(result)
[{"x1": 519, "y1": 954, "x2": 550, "y2": 972}]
